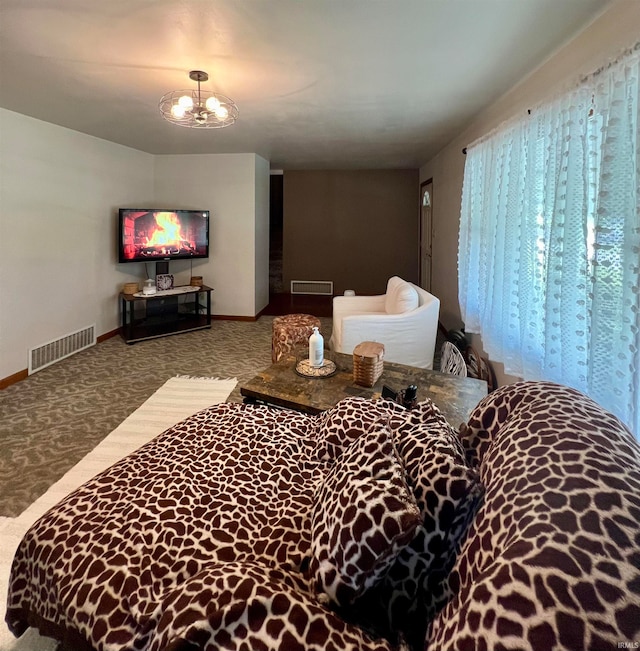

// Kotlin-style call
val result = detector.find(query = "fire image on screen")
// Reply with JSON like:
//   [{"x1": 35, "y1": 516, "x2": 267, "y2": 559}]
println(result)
[{"x1": 120, "y1": 210, "x2": 208, "y2": 262}]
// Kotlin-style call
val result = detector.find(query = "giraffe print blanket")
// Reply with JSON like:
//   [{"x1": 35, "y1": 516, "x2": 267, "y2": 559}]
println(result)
[
  {"x1": 8, "y1": 397, "x2": 478, "y2": 651},
  {"x1": 6, "y1": 382, "x2": 638, "y2": 651}
]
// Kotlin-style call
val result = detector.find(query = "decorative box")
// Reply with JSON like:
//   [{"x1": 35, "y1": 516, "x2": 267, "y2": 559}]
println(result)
[
  {"x1": 353, "y1": 341, "x2": 385, "y2": 387},
  {"x1": 123, "y1": 282, "x2": 139, "y2": 295}
]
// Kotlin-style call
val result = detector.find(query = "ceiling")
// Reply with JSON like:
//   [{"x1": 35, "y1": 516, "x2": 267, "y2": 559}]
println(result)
[{"x1": 0, "y1": 0, "x2": 611, "y2": 169}]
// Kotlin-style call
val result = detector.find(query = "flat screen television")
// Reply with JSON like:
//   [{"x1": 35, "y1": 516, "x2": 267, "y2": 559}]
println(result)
[{"x1": 118, "y1": 208, "x2": 209, "y2": 263}]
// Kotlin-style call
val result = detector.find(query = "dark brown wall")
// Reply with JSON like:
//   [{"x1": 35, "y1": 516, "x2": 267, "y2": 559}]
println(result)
[{"x1": 282, "y1": 170, "x2": 419, "y2": 295}]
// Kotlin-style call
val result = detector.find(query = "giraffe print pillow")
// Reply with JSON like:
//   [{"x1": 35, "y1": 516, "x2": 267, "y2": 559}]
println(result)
[
  {"x1": 381, "y1": 403, "x2": 484, "y2": 634},
  {"x1": 311, "y1": 397, "x2": 484, "y2": 642},
  {"x1": 307, "y1": 421, "x2": 422, "y2": 607},
  {"x1": 313, "y1": 396, "x2": 407, "y2": 461}
]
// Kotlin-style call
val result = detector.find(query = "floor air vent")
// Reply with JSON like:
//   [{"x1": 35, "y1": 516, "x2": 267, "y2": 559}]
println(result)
[
  {"x1": 28, "y1": 324, "x2": 96, "y2": 374},
  {"x1": 290, "y1": 280, "x2": 334, "y2": 295}
]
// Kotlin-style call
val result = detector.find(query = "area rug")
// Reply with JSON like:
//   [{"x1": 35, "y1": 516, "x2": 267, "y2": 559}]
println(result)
[{"x1": 0, "y1": 375, "x2": 237, "y2": 651}]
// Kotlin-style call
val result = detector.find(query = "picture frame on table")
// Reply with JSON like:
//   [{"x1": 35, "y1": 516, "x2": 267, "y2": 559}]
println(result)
[{"x1": 156, "y1": 274, "x2": 174, "y2": 291}]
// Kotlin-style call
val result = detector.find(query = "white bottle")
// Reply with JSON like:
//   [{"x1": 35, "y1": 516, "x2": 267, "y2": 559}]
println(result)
[{"x1": 309, "y1": 326, "x2": 324, "y2": 368}]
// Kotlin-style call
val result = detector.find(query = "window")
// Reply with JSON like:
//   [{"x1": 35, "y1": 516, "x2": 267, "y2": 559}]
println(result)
[{"x1": 459, "y1": 46, "x2": 640, "y2": 439}]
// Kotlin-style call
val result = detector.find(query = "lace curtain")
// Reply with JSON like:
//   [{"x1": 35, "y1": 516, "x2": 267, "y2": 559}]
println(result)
[{"x1": 459, "y1": 46, "x2": 640, "y2": 439}]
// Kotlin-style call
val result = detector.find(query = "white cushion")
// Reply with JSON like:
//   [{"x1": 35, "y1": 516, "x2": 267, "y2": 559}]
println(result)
[{"x1": 385, "y1": 276, "x2": 419, "y2": 314}]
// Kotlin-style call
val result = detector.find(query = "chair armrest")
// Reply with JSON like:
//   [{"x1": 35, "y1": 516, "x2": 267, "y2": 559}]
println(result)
[
  {"x1": 330, "y1": 294, "x2": 386, "y2": 353},
  {"x1": 332, "y1": 294, "x2": 386, "y2": 315}
]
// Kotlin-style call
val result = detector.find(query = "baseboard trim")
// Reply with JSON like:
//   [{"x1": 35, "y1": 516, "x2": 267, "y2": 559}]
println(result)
[
  {"x1": 97, "y1": 328, "x2": 120, "y2": 343},
  {"x1": 211, "y1": 314, "x2": 259, "y2": 322},
  {"x1": 0, "y1": 368, "x2": 28, "y2": 390}
]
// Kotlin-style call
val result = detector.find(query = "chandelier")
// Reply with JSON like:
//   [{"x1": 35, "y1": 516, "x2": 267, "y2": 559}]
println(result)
[{"x1": 159, "y1": 70, "x2": 238, "y2": 129}]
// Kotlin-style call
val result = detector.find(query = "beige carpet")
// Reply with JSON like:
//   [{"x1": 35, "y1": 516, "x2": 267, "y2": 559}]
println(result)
[
  {"x1": 0, "y1": 317, "x2": 334, "y2": 518},
  {"x1": 0, "y1": 375, "x2": 237, "y2": 651}
]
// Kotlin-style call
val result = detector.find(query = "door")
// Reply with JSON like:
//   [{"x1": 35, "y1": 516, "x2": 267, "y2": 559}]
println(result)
[{"x1": 419, "y1": 179, "x2": 433, "y2": 292}]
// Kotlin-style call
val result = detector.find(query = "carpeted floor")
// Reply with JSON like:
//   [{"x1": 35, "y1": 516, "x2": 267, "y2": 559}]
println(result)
[
  {"x1": 1, "y1": 312, "x2": 444, "y2": 519},
  {"x1": 0, "y1": 316, "x2": 332, "y2": 518},
  {"x1": 0, "y1": 375, "x2": 238, "y2": 651}
]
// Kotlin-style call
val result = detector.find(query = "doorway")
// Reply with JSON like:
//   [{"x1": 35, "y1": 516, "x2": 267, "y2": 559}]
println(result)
[
  {"x1": 269, "y1": 174, "x2": 284, "y2": 294},
  {"x1": 419, "y1": 178, "x2": 433, "y2": 292}
]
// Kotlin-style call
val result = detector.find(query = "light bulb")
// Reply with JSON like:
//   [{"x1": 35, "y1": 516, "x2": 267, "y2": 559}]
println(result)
[
  {"x1": 178, "y1": 95, "x2": 193, "y2": 110},
  {"x1": 205, "y1": 96, "x2": 221, "y2": 111},
  {"x1": 214, "y1": 105, "x2": 229, "y2": 120},
  {"x1": 171, "y1": 104, "x2": 186, "y2": 118}
]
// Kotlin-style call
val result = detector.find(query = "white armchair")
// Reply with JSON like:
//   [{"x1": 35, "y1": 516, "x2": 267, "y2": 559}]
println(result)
[{"x1": 329, "y1": 276, "x2": 440, "y2": 369}]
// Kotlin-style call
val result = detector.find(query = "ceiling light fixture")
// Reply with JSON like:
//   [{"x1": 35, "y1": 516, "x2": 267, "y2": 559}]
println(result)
[{"x1": 159, "y1": 70, "x2": 238, "y2": 129}]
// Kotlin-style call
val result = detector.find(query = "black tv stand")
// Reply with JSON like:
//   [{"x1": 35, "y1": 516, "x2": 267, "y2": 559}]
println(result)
[{"x1": 119, "y1": 285, "x2": 212, "y2": 344}]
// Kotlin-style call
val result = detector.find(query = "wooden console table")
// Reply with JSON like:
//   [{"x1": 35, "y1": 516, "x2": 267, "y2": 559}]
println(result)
[
  {"x1": 119, "y1": 285, "x2": 212, "y2": 344},
  {"x1": 240, "y1": 352, "x2": 487, "y2": 429}
]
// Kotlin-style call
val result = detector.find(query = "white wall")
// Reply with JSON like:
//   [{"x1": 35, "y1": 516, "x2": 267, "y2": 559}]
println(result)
[
  {"x1": 419, "y1": 0, "x2": 640, "y2": 385},
  {"x1": 0, "y1": 112, "x2": 271, "y2": 380},
  {"x1": 153, "y1": 153, "x2": 270, "y2": 318},
  {"x1": 0, "y1": 108, "x2": 154, "y2": 379}
]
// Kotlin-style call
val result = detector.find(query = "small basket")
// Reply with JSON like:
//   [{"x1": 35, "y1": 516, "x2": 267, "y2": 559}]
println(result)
[
  {"x1": 190, "y1": 276, "x2": 203, "y2": 287},
  {"x1": 123, "y1": 282, "x2": 139, "y2": 295},
  {"x1": 353, "y1": 341, "x2": 385, "y2": 387}
]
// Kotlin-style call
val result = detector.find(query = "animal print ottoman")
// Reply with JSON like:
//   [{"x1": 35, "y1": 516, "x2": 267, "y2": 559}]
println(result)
[{"x1": 271, "y1": 313, "x2": 321, "y2": 362}]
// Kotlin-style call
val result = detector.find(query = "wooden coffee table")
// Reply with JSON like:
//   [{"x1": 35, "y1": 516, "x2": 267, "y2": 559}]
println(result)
[{"x1": 240, "y1": 352, "x2": 487, "y2": 429}]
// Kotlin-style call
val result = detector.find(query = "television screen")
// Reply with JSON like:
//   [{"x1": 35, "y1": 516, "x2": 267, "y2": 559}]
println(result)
[{"x1": 118, "y1": 209, "x2": 209, "y2": 263}]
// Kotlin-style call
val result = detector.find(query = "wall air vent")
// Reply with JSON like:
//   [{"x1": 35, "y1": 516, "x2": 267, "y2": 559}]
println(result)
[
  {"x1": 290, "y1": 280, "x2": 334, "y2": 295},
  {"x1": 28, "y1": 324, "x2": 96, "y2": 374}
]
